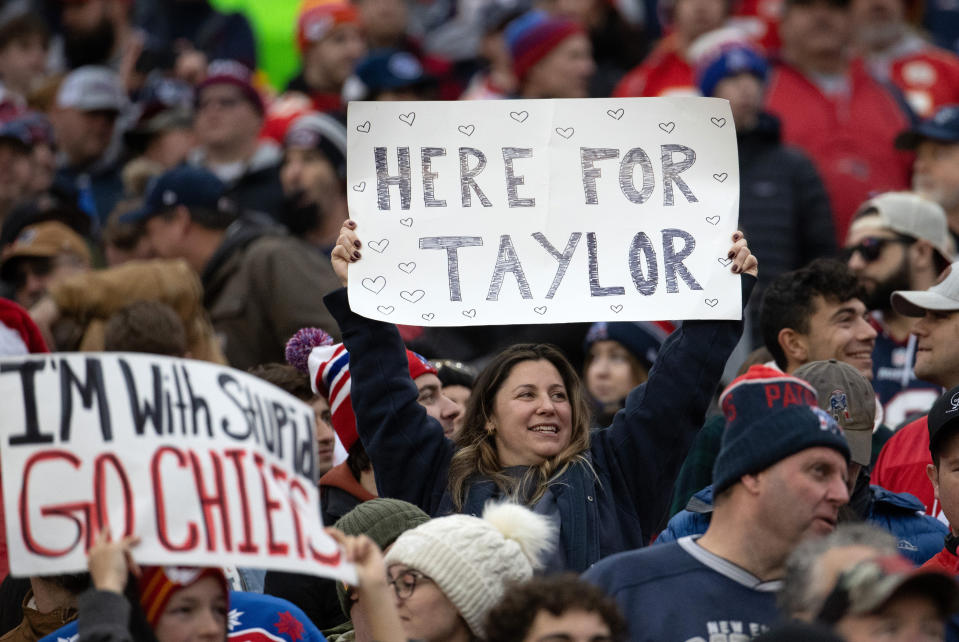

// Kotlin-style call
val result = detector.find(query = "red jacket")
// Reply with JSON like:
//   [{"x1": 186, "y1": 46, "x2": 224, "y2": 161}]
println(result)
[
  {"x1": 873, "y1": 416, "x2": 941, "y2": 519},
  {"x1": 764, "y1": 60, "x2": 913, "y2": 243},
  {"x1": 922, "y1": 546, "x2": 959, "y2": 574},
  {"x1": 613, "y1": 35, "x2": 698, "y2": 98}
]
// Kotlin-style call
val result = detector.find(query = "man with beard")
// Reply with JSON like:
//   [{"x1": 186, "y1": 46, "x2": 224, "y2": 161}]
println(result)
[
  {"x1": 57, "y1": 0, "x2": 143, "y2": 71},
  {"x1": 844, "y1": 192, "x2": 954, "y2": 427}
]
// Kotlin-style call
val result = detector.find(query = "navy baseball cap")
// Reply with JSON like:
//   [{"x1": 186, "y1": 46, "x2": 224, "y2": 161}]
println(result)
[
  {"x1": 121, "y1": 166, "x2": 228, "y2": 224},
  {"x1": 355, "y1": 50, "x2": 435, "y2": 95},
  {"x1": 895, "y1": 104, "x2": 959, "y2": 150}
]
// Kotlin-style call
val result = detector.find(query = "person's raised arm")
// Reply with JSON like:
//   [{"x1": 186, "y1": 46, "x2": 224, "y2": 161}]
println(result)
[
  {"x1": 326, "y1": 221, "x2": 453, "y2": 512},
  {"x1": 77, "y1": 532, "x2": 141, "y2": 642},
  {"x1": 598, "y1": 231, "x2": 757, "y2": 543}
]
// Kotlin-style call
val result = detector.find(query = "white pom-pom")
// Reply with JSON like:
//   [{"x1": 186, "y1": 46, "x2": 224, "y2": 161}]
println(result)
[{"x1": 481, "y1": 501, "x2": 556, "y2": 571}]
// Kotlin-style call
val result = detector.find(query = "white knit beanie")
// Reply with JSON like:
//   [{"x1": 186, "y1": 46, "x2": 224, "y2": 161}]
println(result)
[{"x1": 383, "y1": 501, "x2": 555, "y2": 638}]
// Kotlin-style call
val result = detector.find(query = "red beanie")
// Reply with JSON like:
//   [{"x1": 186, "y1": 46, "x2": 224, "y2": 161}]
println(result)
[
  {"x1": 297, "y1": 0, "x2": 360, "y2": 52},
  {"x1": 138, "y1": 566, "x2": 228, "y2": 627},
  {"x1": 0, "y1": 298, "x2": 48, "y2": 355}
]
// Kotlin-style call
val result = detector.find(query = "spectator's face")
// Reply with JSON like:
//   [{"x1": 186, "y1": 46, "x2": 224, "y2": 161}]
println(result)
[
  {"x1": 913, "y1": 140, "x2": 959, "y2": 212},
  {"x1": 415, "y1": 373, "x2": 464, "y2": 439},
  {"x1": 798, "y1": 296, "x2": 876, "y2": 379},
  {"x1": 835, "y1": 592, "x2": 945, "y2": 642},
  {"x1": 523, "y1": 609, "x2": 612, "y2": 642},
  {"x1": 310, "y1": 395, "x2": 336, "y2": 477},
  {"x1": 29, "y1": 143, "x2": 56, "y2": 196},
  {"x1": 281, "y1": 147, "x2": 340, "y2": 205},
  {"x1": 491, "y1": 359, "x2": 573, "y2": 466},
  {"x1": 304, "y1": 25, "x2": 366, "y2": 91},
  {"x1": 755, "y1": 446, "x2": 849, "y2": 543},
  {"x1": 780, "y1": 2, "x2": 851, "y2": 63},
  {"x1": 153, "y1": 576, "x2": 228, "y2": 642},
  {"x1": 525, "y1": 33, "x2": 595, "y2": 98},
  {"x1": 713, "y1": 73, "x2": 764, "y2": 131},
  {"x1": 673, "y1": 0, "x2": 728, "y2": 42},
  {"x1": 851, "y1": 0, "x2": 905, "y2": 43},
  {"x1": 389, "y1": 565, "x2": 469, "y2": 642},
  {"x1": 145, "y1": 128, "x2": 196, "y2": 169},
  {"x1": 928, "y1": 431, "x2": 959, "y2": 532},
  {"x1": 586, "y1": 340, "x2": 643, "y2": 406},
  {"x1": 143, "y1": 209, "x2": 189, "y2": 260},
  {"x1": 51, "y1": 108, "x2": 116, "y2": 167},
  {"x1": 61, "y1": 0, "x2": 109, "y2": 33},
  {"x1": 912, "y1": 309, "x2": 959, "y2": 387},
  {"x1": 844, "y1": 224, "x2": 912, "y2": 311},
  {"x1": 194, "y1": 84, "x2": 261, "y2": 150},
  {"x1": 0, "y1": 34, "x2": 48, "y2": 94},
  {"x1": 11, "y1": 254, "x2": 89, "y2": 309},
  {"x1": 357, "y1": 0, "x2": 408, "y2": 46},
  {"x1": 0, "y1": 142, "x2": 33, "y2": 206},
  {"x1": 442, "y1": 384, "x2": 471, "y2": 437}
]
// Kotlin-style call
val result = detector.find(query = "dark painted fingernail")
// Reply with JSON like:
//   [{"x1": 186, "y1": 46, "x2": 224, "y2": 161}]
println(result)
[
  {"x1": 732, "y1": 264, "x2": 740, "y2": 273},
  {"x1": 733, "y1": 233, "x2": 742, "y2": 240},
  {"x1": 728, "y1": 251, "x2": 735, "y2": 259},
  {"x1": 346, "y1": 220, "x2": 356, "y2": 228},
  {"x1": 353, "y1": 240, "x2": 361, "y2": 248},
  {"x1": 353, "y1": 251, "x2": 361, "y2": 259}
]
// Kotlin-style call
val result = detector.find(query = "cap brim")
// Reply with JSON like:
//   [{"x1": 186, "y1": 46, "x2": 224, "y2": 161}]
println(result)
[
  {"x1": 844, "y1": 429, "x2": 872, "y2": 467},
  {"x1": 859, "y1": 572, "x2": 959, "y2": 616},
  {"x1": 894, "y1": 123, "x2": 959, "y2": 150},
  {"x1": 891, "y1": 290, "x2": 959, "y2": 316},
  {"x1": 894, "y1": 130, "x2": 922, "y2": 150},
  {"x1": 118, "y1": 205, "x2": 154, "y2": 225}
]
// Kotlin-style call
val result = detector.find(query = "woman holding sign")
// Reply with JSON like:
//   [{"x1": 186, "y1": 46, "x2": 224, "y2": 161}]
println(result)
[{"x1": 325, "y1": 220, "x2": 757, "y2": 571}]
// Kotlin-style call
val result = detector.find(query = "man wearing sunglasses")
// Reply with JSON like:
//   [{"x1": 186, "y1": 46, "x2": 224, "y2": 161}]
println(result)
[{"x1": 843, "y1": 192, "x2": 954, "y2": 428}]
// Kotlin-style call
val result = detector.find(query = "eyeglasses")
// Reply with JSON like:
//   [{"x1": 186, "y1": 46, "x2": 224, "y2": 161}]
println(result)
[
  {"x1": 840, "y1": 236, "x2": 915, "y2": 263},
  {"x1": 388, "y1": 569, "x2": 431, "y2": 600}
]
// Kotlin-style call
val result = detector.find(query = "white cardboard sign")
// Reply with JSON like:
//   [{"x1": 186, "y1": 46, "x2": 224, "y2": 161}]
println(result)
[
  {"x1": 346, "y1": 97, "x2": 741, "y2": 325},
  {"x1": 0, "y1": 353, "x2": 356, "y2": 584}
]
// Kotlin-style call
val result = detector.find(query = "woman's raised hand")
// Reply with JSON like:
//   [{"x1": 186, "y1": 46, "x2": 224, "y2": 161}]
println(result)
[
  {"x1": 331, "y1": 220, "x2": 363, "y2": 288},
  {"x1": 87, "y1": 531, "x2": 141, "y2": 595},
  {"x1": 727, "y1": 231, "x2": 758, "y2": 277}
]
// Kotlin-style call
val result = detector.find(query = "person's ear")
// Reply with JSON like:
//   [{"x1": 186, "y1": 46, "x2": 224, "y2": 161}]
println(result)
[
  {"x1": 911, "y1": 240, "x2": 936, "y2": 273},
  {"x1": 740, "y1": 472, "x2": 762, "y2": 495},
  {"x1": 927, "y1": 463, "x2": 940, "y2": 501},
  {"x1": 778, "y1": 328, "x2": 807, "y2": 367}
]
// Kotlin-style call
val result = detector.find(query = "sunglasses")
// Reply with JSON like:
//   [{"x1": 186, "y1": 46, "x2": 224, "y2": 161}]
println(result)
[{"x1": 840, "y1": 236, "x2": 915, "y2": 263}]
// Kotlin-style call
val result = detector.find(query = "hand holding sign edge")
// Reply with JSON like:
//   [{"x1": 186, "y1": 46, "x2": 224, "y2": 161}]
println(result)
[{"x1": 333, "y1": 220, "x2": 362, "y2": 288}]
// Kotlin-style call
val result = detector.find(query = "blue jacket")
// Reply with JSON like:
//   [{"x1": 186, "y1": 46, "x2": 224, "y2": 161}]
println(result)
[
  {"x1": 657, "y1": 484, "x2": 948, "y2": 566},
  {"x1": 324, "y1": 276, "x2": 754, "y2": 572}
]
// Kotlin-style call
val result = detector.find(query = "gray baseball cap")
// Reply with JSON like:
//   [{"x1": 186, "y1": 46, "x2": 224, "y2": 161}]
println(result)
[
  {"x1": 794, "y1": 359, "x2": 875, "y2": 466},
  {"x1": 892, "y1": 262, "x2": 959, "y2": 316},
  {"x1": 56, "y1": 66, "x2": 126, "y2": 113},
  {"x1": 849, "y1": 191, "x2": 955, "y2": 263}
]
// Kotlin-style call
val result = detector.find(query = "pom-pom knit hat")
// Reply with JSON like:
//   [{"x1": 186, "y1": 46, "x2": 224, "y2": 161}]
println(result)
[
  {"x1": 712, "y1": 365, "x2": 851, "y2": 494},
  {"x1": 384, "y1": 502, "x2": 554, "y2": 638},
  {"x1": 505, "y1": 10, "x2": 584, "y2": 82}
]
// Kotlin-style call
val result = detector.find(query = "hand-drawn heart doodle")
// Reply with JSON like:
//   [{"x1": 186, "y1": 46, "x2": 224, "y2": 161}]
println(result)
[
  {"x1": 421, "y1": 312, "x2": 435, "y2": 321},
  {"x1": 397, "y1": 262, "x2": 416, "y2": 274},
  {"x1": 462, "y1": 309, "x2": 476, "y2": 318},
  {"x1": 610, "y1": 304, "x2": 623, "y2": 313},
  {"x1": 555, "y1": 127, "x2": 574, "y2": 139},
  {"x1": 361, "y1": 276, "x2": 386, "y2": 294},
  {"x1": 705, "y1": 215, "x2": 721, "y2": 226},
  {"x1": 356, "y1": 121, "x2": 371, "y2": 133},
  {"x1": 458, "y1": 124, "x2": 475, "y2": 136},
  {"x1": 711, "y1": 117, "x2": 727, "y2": 128},
  {"x1": 368, "y1": 239, "x2": 389, "y2": 253},
  {"x1": 658, "y1": 122, "x2": 676, "y2": 133},
  {"x1": 377, "y1": 305, "x2": 394, "y2": 315},
  {"x1": 399, "y1": 112, "x2": 415, "y2": 126},
  {"x1": 399, "y1": 218, "x2": 413, "y2": 227},
  {"x1": 717, "y1": 257, "x2": 732, "y2": 267},
  {"x1": 712, "y1": 173, "x2": 728, "y2": 183},
  {"x1": 534, "y1": 306, "x2": 547, "y2": 315},
  {"x1": 400, "y1": 289, "x2": 425, "y2": 303},
  {"x1": 704, "y1": 299, "x2": 719, "y2": 308},
  {"x1": 509, "y1": 111, "x2": 529, "y2": 123},
  {"x1": 352, "y1": 182, "x2": 366, "y2": 192},
  {"x1": 607, "y1": 108, "x2": 624, "y2": 120}
]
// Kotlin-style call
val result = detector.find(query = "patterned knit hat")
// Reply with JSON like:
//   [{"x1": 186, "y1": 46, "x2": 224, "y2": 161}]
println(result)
[
  {"x1": 505, "y1": 10, "x2": 584, "y2": 81},
  {"x1": 712, "y1": 365, "x2": 851, "y2": 494},
  {"x1": 286, "y1": 327, "x2": 438, "y2": 450},
  {"x1": 583, "y1": 320, "x2": 673, "y2": 371},
  {"x1": 0, "y1": 298, "x2": 48, "y2": 355},
  {"x1": 138, "y1": 566, "x2": 228, "y2": 627},
  {"x1": 297, "y1": 0, "x2": 360, "y2": 52},
  {"x1": 696, "y1": 43, "x2": 768, "y2": 98},
  {"x1": 383, "y1": 502, "x2": 554, "y2": 638}
]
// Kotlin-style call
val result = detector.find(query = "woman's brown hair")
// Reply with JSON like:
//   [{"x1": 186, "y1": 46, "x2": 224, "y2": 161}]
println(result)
[{"x1": 447, "y1": 343, "x2": 592, "y2": 510}]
